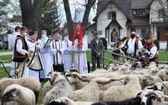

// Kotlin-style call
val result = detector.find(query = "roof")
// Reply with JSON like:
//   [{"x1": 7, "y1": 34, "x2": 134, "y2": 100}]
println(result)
[
  {"x1": 94, "y1": 0, "x2": 132, "y2": 21},
  {"x1": 93, "y1": 0, "x2": 153, "y2": 22},
  {"x1": 126, "y1": 17, "x2": 150, "y2": 26},
  {"x1": 131, "y1": 0, "x2": 153, "y2": 9},
  {"x1": 86, "y1": 23, "x2": 96, "y2": 30},
  {"x1": 106, "y1": 19, "x2": 123, "y2": 29}
]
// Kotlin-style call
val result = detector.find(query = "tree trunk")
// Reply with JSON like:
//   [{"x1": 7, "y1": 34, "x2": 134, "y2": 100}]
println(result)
[
  {"x1": 82, "y1": 0, "x2": 96, "y2": 32},
  {"x1": 19, "y1": 0, "x2": 42, "y2": 38},
  {"x1": 63, "y1": 0, "x2": 73, "y2": 40}
]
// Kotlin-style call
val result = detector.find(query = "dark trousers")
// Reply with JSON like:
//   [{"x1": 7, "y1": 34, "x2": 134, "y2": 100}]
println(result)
[
  {"x1": 53, "y1": 64, "x2": 64, "y2": 72},
  {"x1": 92, "y1": 55, "x2": 101, "y2": 71}
]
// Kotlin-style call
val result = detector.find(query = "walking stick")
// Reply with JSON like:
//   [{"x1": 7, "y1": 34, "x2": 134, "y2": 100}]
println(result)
[{"x1": 78, "y1": 46, "x2": 80, "y2": 73}]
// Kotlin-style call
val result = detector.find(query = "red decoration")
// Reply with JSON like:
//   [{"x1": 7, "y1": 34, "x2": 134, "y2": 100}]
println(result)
[{"x1": 72, "y1": 24, "x2": 83, "y2": 47}]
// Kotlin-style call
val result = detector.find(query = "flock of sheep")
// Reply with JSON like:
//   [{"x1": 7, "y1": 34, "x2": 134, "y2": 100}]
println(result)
[{"x1": 0, "y1": 62, "x2": 168, "y2": 105}]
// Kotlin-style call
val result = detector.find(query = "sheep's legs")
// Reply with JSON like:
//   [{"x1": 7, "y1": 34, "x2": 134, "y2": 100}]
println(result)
[{"x1": 34, "y1": 91, "x2": 39, "y2": 104}]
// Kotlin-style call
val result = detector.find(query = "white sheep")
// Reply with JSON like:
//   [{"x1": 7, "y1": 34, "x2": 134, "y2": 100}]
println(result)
[
  {"x1": 157, "y1": 69, "x2": 168, "y2": 81},
  {"x1": 43, "y1": 71, "x2": 73, "y2": 105},
  {"x1": 69, "y1": 80, "x2": 100, "y2": 101},
  {"x1": 102, "y1": 65, "x2": 131, "y2": 78},
  {"x1": 103, "y1": 75, "x2": 142, "y2": 101},
  {"x1": 1, "y1": 84, "x2": 35, "y2": 105},
  {"x1": 0, "y1": 77, "x2": 41, "y2": 103},
  {"x1": 42, "y1": 81, "x2": 52, "y2": 97}
]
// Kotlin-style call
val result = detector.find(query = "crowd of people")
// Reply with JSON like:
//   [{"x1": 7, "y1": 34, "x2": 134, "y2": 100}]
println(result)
[
  {"x1": 9, "y1": 24, "x2": 160, "y2": 81},
  {"x1": 9, "y1": 25, "x2": 90, "y2": 81},
  {"x1": 113, "y1": 31, "x2": 160, "y2": 67}
]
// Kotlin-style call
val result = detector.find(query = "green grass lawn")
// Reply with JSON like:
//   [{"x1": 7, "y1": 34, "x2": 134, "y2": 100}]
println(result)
[{"x1": 0, "y1": 55, "x2": 12, "y2": 61}]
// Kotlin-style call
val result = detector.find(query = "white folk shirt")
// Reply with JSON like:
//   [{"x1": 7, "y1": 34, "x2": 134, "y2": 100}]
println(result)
[
  {"x1": 16, "y1": 36, "x2": 29, "y2": 55},
  {"x1": 10, "y1": 32, "x2": 20, "y2": 50},
  {"x1": 51, "y1": 40, "x2": 66, "y2": 65},
  {"x1": 120, "y1": 38, "x2": 143, "y2": 54},
  {"x1": 148, "y1": 46, "x2": 157, "y2": 59}
]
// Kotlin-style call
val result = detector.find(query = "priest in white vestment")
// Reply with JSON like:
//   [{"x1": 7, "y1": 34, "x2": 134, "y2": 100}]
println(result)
[
  {"x1": 26, "y1": 30, "x2": 41, "y2": 81},
  {"x1": 73, "y1": 37, "x2": 88, "y2": 74},
  {"x1": 62, "y1": 33, "x2": 72, "y2": 71},
  {"x1": 39, "y1": 30, "x2": 53, "y2": 79},
  {"x1": 51, "y1": 33, "x2": 66, "y2": 72}
]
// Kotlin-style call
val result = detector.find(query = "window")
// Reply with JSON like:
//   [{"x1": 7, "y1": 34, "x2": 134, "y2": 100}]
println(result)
[
  {"x1": 158, "y1": 9, "x2": 164, "y2": 18},
  {"x1": 133, "y1": 10, "x2": 146, "y2": 17},
  {"x1": 141, "y1": 28, "x2": 146, "y2": 37},
  {"x1": 107, "y1": 11, "x2": 116, "y2": 19},
  {"x1": 131, "y1": 28, "x2": 136, "y2": 32}
]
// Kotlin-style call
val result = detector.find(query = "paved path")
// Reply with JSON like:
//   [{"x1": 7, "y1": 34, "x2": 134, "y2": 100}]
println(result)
[{"x1": 0, "y1": 51, "x2": 13, "y2": 56}]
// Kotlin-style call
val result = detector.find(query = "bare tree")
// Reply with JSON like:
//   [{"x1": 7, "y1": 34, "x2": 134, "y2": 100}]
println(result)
[
  {"x1": 63, "y1": 0, "x2": 96, "y2": 40},
  {"x1": 63, "y1": 0, "x2": 73, "y2": 40}
]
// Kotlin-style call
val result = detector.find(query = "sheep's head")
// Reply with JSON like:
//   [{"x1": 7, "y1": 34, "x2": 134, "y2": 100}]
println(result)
[
  {"x1": 140, "y1": 75, "x2": 155, "y2": 89},
  {"x1": 47, "y1": 71, "x2": 65, "y2": 85},
  {"x1": 157, "y1": 69, "x2": 168, "y2": 81},
  {"x1": 1, "y1": 88, "x2": 20, "y2": 103},
  {"x1": 124, "y1": 75, "x2": 140, "y2": 85},
  {"x1": 118, "y1": 65, "x2": 131, "y2": 74},
  {"x1": 107, "y1": 66, "x2": 118, "y2": 72},
  {"x1": 64, "y1": 71, "x2": 78, "y2": 84},
  {"x1": 147, "y1": 83, "x2": 164, "y2": 92},
  {"x1": 137, "y1": 91, "x2": 158, "y2": 105},
  {"x1": 149, "y1": 68, "x2": 158, "y2": 75}
]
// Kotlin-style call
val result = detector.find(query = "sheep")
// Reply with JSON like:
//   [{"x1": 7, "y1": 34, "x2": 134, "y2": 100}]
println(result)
[
  {"x1": 107, "y1": 66, "x2": 118, "y2": 72},
  {"x1": 43, "y1": 71, "x2": 73, "y2": 105},
  {"x1": 140, "y1": 90, "x2": 168, "y2": 105},
  {"x1": 13, "y1": 77, "x2": 41, "y2": 103},
  {"x1": 0, "y1": 78, "x2": 14, "y2": 97},
  {"x1": 69, "y1": 80, "x2": 100, "y2": 101},
  {"x1": 146, "y1": 82, "x2": 164, "y2": 92},
  {"x1": 48, "y1": 97, "x2": 94, "y2": 105},
  {"x1": 1, "y1": 84, "x2": 35, "y2": 105},
  {"x1": 102, "y1": 75, "x2": 142, "y2": 101},
  {"x1": 48, "y1": 91, "x2": 168, "y2": 105},
  {"x1": 102, "y1": 65, "x2": 131, "y2": 78},
  {"x1": 140, "y1": 75, "x2": 155, "y2": 90},
  {"x1": 0, "y1": 77, "x2": 41, "y2": 104},
  {"x1": 42, "y1": 81, "x2": 53, "y2": 97},
  {"x1": 157, "y1": 69, "x2": 168, "y2": 81},
  {"x1": 48, "y1": 96, "x2": 141, "y2": 105}
]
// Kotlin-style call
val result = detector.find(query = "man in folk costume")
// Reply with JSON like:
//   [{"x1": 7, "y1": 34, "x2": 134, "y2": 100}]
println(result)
[
  {"x1": 112, "y1": 38, "x2": 123, "y2": 66},
  {"x1": 73, "y1": 36, "x2": 88, "y2": 74},
  {"x1": 143, "y1": 37, "x2": 158, "y2": 66},
  {"x1": 39, "y1": 30, "x2": 53, "y2": 80},
  {"x1": 150, "y1": 33, "x2": 160, "y2": 51},
  {"x1": 62, "y1": 33, "x2": 72, "y2": 71},
  {"x1": 13, "y1": 26, "x2": 30, "y2": 78},
  {"x1": 51, "y1": 33, "x2": 66, "y2": 72},
  {"x1": 119, "y1": 31, "x2": 143, "y2": 64},
  {"x1": 10, "y1": 26, "x2": 21, "y2": 78},
  {"x1": 26, "y1": 30, "x2": 41, "y2": 81}
]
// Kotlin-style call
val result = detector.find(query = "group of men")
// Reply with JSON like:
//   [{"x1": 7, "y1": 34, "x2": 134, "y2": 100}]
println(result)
[
  {"x1": 9, "y1": 25, "x2": 159, "y2": 81},
  {"x1": 113, "y1": 31, "x2": 159, "y2": 67},
  {"x1": 9, "y1": 25, "x2": 89, "y2": 81}
]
